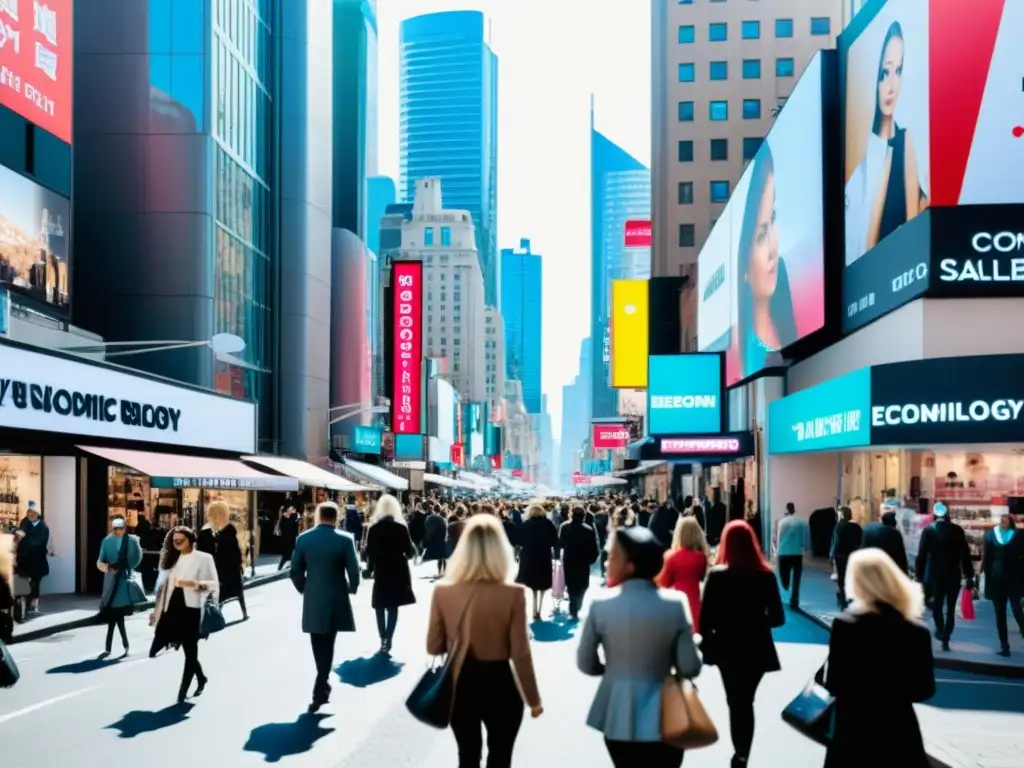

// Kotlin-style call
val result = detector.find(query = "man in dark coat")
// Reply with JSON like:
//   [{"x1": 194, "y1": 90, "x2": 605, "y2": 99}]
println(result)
[
  {"x1": 831, "y1": 506, "x2": 863, "y2": 609},
  {"x1": 915, "y1": 502, "x2": 973, "y2": 651},
  {"x1": 558, "y1": 507, "x2": 599, "y2": 620},
  {"x1": 647, "y1": 503, "x2": 679, "y2": 548},
  {"x1": 862, "y1": 501, "x2": 909, "y2": 574},
  {"x1": 290, "y1": 501, "x2": 361, "y2": 712}
]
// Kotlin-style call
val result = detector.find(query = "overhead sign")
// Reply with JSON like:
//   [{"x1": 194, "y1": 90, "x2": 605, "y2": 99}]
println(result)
[
  {"x1": 391, "y1": 260, "x2": 423, "y2": 435},
  {"x1": 572, "y1": 472, "x2": 591, "y2": 485},
  {"x1": 610, "y1": 279, "x2": 649, "y2": 388},
  {"x1": 647, "y1": 354, "x2": 725, "y2": 435},
  {"x1": 768, "y1": 367, "x2": 872, "y2": 454},
  {"x1": 0, "y1": 342, "x2": 257, "y2": 453},
  {"x1": 623, "y1": 219, "x2": 652, "y2": 249},
  {"x1": 592, "y1": 423, "x2": 630, "y2": 449},
  {"x1": 449, "y1": 442, "x2": 464, "y2": 467},
  {"x1": 661, "y1": 438, "x2": 739, "y2": 454},
  {"x1": 353, "y1": 425, "x2": 382, "y2": 454},
  {"x1": 930, "y1": 205, "x2": 1024, "y2": 297}
]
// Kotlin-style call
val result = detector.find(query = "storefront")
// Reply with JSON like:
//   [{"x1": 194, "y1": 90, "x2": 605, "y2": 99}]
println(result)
[{"x1": 768, "y1": 353, "x2": 1024, "y2": 568}]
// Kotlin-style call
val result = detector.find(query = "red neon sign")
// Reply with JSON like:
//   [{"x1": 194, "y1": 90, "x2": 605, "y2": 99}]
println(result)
[
  {"x1": 391, "y1": 261, "x2": 423, "y2": 435},
  {"x1": 624, "y1": 219, "x2": 652, "y2": 248},
  {"x1": 592, "y1": 423, "x2": 630, "y2": 449},
  {"x1": 660, "y1": 438, "x2": 740, "y2": 454}
]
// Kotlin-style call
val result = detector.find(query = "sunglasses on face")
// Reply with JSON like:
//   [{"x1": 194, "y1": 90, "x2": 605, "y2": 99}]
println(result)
[{"x1": 172, "y1": 537, "x2": 188, "y2": 546}]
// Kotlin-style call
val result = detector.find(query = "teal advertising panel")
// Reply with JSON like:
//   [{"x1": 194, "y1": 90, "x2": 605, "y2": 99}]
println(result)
[
  {"x1": 768, "y1": 367, "x2": 872, "y2": 454},
  {"x1": 353, "y1": 425, "x2": 383, "y2": 454}
]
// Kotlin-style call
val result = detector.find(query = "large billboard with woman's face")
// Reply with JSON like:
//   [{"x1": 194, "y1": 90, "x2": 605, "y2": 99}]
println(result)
[{"x1": 697, "y1": 54, "x2": 826, "y2": 386}]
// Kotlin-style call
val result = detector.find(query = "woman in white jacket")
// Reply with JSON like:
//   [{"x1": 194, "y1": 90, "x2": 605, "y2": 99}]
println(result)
[{"x1": 149, "y1": 526, "x2": 219, "y2": 703}]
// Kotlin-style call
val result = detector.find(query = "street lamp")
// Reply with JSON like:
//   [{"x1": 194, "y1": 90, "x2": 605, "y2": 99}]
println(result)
[
  {"x1": 59, "y1": 333, "x2": 267, "y2": 372},
  {"x1": 328, "y1": 403, "x2": 389, "y2": 427}
]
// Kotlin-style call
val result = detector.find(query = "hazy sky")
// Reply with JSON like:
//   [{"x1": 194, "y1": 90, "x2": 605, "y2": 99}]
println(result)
[{"x1": 377, "y1": 0, "x2": 650, "y2": 433}]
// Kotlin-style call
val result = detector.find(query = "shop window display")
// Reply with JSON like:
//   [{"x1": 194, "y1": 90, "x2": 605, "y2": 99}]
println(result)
[{"x1": 0, "y1": 455, "x2": 42, "y2": 533}]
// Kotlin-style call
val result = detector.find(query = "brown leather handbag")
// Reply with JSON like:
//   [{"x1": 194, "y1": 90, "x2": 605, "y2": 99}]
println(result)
[{"x1": 661, "y1": 676, "x2": 719, "y2": 750}]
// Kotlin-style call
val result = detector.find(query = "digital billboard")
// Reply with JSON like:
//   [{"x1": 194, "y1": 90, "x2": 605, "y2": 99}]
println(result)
[
  {"x1": 0, "y1": 163, "x2": 69, "y2": 311},
  {"x1": 592, "y1": 423, "x2": 630, "y2": 449},
  {"x1": 610, "y1": 279, "x2": 649, "y2": 389},
  {"x1": 0, "y1": 0, "x2": 73, "y2": 143},
  {"x1": 697, "y1": 53, "x2": 826, "y2": 386},
  {"x1": 624, "y1": 219, "x2": 652, "y2": 249},
  {"x1": 391, "y1": 260, "x2": 423, "y2": 435},
  {"x1": 647, "y1": 354, "x2": 725, "y2": 436}
]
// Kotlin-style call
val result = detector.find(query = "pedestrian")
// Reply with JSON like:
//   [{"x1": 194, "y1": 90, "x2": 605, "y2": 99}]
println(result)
[
  {"x1": 830, "y1": 506, "x2": 863, "y2": 609},
  {"x1": 96, "y1": 515, "x2": 143, "y2": 658},
  {"x1": 427, "y1": 514, "x2": 543, "y2": 768},
  {"x1": 914, "y1": 502, "x2": 973, "y2": 651},
  {"x1": 516, "y1": 504, "x2": 558, "y2": 620},
  {"x1": 289, "y1": 501, "x2": 361, "y2": 713},
  {"x1": 861, "y1": 498, "x2": 909, "y2": 574},
  {"x1": 647, "y1": 502, "x2": 679, "y2": 548},
  {"x1": 775, "y1": 502, "x2": 810, "y2": 608},
  {"x1": 577, "y1": 526, "x2": 701, "y2": 767},
  {"x1": 149, "y1": 526, "x2": 219, "y2": 703},
  {"x1": 980, "y1": 511, "x2": 1024, "y2": 657},
  {"x1": 343, "y1": 495, "x2": 364, "y2": 542},
  {"x1": 558, "y1": 506, "x2": 599, "y2": 620},
  {"x1": 203, "y1": 501, "x2": 249, "y2": 621},
  {"x1": 659, "y1": 516, "x2": 710, "y2": 634},
  {"x1": 0, "y1": 534, "x2": 13, "y2": 644},
  {"x1": 276, "y1": 505, "x2": 300, "y2": 570},
  {"x1": 422, "y1": 503, "x2": 449, "y2": 578},
  {"x1": 365, "y1": 494, "x2": 416, "y2": 655},
  {"x1": 820, "y1": 548, "x2": 935, "y2": 767},
  {"x1": 745, "y1": 500, "x2": 763, "y2": 552},
  {"x1": 446, "y1": 505, "x2": 469, "y2": 561},
  {"x1": 15, "y1": 501, "x2": 53, "y2": 616},
  {"x1": 700, "y1": 520, "x2": 785, "y2": 768}
]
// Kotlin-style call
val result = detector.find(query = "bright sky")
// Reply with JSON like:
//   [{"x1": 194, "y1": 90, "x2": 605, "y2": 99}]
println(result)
[{"x1": 377, "y1": 0, "x2": 650, "y2": 435}]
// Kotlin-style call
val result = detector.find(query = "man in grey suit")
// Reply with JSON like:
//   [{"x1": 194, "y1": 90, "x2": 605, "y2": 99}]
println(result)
[{"x1": 289, "y1": 501, "x2": 361, "y2": 712}]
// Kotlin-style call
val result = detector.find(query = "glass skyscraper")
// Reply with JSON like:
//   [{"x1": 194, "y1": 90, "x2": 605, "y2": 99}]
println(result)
[
  {"x1": 500, "y1": 239, "x2": 542, "y2": 414},
  {"x1": 399, "y1": 11, "x2": 499, "y2": 305}
]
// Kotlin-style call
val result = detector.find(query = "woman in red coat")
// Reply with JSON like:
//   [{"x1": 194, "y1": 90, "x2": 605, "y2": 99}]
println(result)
[{"x1": 659, "y1": 516, "x2": 710, "y2": 633}]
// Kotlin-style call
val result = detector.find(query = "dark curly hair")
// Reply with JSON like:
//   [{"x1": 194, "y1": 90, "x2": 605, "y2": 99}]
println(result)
[{"x1": 159, "y1": 526, "x2": 196, "y2": 571}]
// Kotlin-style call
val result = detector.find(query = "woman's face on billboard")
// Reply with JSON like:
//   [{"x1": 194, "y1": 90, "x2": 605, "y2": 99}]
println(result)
[
  {"x1": 747, "y1": 172, "x2": 778, "y2": 300},
  {"x1": 877, "y1": 36, "x2": 904, "y2": 118}
]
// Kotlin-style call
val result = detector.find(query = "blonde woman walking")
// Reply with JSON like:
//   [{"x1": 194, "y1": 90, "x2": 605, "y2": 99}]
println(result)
[
  {"x1": 365, "y1": 494, "x2": 416, "y2": 654},
  {"x1": 659, "y1": 516, "x2": 711, "y2": 634},
  {"x1": 202, "y1": 501, "x2": 248, "y2": 620},
  {"x1": 515, "y1": 504, "x2": 558, "y2": 620}
]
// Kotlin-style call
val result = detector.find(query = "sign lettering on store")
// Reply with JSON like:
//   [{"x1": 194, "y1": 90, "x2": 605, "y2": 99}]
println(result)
[
  {"x1": 661, "y1": 438, "x2": 739, "y2": 454},
  {"x1": 792, "y1": 409, "x2": 862, "y2": 444},
  {"x1": 871, "y1": 399, "x2": 1024, "y2": 426},
  {"x1": 391, "y1": 261, "x2": 423, "y2": 435}
]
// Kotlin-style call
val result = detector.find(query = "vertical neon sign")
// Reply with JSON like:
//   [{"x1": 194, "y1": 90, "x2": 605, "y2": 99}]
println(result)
[{"x1": 392, "y1": 261, "x2": 423, "y2": 435}]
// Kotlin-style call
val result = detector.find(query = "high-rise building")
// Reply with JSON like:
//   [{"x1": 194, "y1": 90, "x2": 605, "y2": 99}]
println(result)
[
  {"x1": 366, "y1": 176, "x2": 396, "y2": 257},
  {"x1": 531, "y1": 394, "x2": 555, "y2": 486},
  {"x1": 591, "y1": 106, "x2": 650, "y2": 420},
  {"x1": 650, "y1": 0, "x2": 840, "y2": 344},
  {"x1": 74, "y1": 0, "x2": 334, "y2": 459},
  {"x1": 560, "y1": 337, "x2": 593, "y2": 485},
  {"x1": 500, "y1": 239, "x2": 543, "y2": 414},
  {"x1": 484, "y1": 306, "x2": 505, "y2": 409},
  {"x1": 399, "y1": 11, "x2": 499, "y2": 305},
  {"x1": 399, "y1": 178, "x2": 486, "y2": 403}
]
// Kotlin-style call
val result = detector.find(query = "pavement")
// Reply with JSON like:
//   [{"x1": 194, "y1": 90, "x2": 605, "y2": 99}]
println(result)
[
  {"x1": 0, "y1": 563, "x2": 1021, "y2": 768},
  {"x1": 788, "y1": 560, "x2": 1024, "y2": 678}
]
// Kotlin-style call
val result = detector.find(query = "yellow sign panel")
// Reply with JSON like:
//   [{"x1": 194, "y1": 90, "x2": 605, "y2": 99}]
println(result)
[{"x1": 610, "y1": 279, "x2": 649, "y2": 389}]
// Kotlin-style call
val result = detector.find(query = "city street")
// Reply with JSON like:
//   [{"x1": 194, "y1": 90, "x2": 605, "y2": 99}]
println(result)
[{"x1": 1, "y1": 565, "x2": 1021, "y2": 768}]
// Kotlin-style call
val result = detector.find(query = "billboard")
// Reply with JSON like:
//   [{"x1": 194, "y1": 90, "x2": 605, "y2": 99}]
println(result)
[
  {"x1": 0, "y1": 164, "x2": 69, "y2": 311},
  {"x1": 624, "y1": 219, "x2": 652, "y2": 248},
  {"x1": 647, "y1": 354, "x2": 725, "y2": 435},
  {"x1": 391, "y1": 260, "x2": 423, "y2": 435},
  {"x1": 697, "y1": 54, "x2": 826, "y2": 385},
  {"x1": 610, "y1": 279, "x2": 649, "y2": 388},
  {"x1": 353, "y1": 425, "x2": 382, "y2": 454},
  {"x1": 0, "y1": 0, "x2": 72, "y2": 143},
  {"x1": 592, "y1": 423, "x2": 630, "y2": 450}
]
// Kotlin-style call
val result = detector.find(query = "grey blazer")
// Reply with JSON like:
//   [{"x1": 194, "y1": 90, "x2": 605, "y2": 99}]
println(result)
[
  {"x1": 290, "y1": 524, "x2": 361, "y2": 635},
  {"x1": 577, "y1": 579, "x2": 702, "y2": 742}
]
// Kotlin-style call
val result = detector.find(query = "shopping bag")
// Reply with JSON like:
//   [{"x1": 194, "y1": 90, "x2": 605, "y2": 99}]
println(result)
[
  {"x1": 959, "y1": 587, "x2": 975, "y2": 621},
  {"x1": 551, "y1": 561, "x2": 565, "y2": 599}
]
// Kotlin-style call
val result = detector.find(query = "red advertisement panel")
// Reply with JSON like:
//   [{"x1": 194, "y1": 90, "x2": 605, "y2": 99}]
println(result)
[
  {"x1": 449, "y1": 442, "x2": 464, "y2": 467},
  {"x1": 0, "y1": 0, "x2": 73, "y2": 143},
  {"x1": 511, "y1": 469, "x2": 523, "y2": 478},
  {"x1": 623, "y1": 219, "x2": 652, "y2": 248},
  {"x1": 592, "y1": 423, "x2": 630, "y2": 449},
  {"x1": 391, "y1": 261, "x2": 423, "y2": 435},
  {"x1": 572, "y1": 472, "x2": 591, "y2": 485},
  {"x1": 489, "y1": 455, "x2": 501, "y2": 470}
]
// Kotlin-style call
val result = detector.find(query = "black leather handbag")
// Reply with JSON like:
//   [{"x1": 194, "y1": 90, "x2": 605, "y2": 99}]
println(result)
[
  {"x1": 200, "y1": 597, "x2": 226, "y2": 637},
  {"x1": 781, "y1": 661, "x2": 835, "y2": 745},
  {"x1": 0, "y1": 638, "x2": 20, "y2": 688}
]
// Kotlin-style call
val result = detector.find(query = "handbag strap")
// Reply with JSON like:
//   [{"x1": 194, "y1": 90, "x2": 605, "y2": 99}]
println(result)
[{"x1": 446, "y1": 586, "x2": 478, "y2": 657}]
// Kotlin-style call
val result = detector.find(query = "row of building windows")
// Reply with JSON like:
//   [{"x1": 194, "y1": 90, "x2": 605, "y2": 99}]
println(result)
[
  {"x1": 678, "y1": 17, "x2": 830, "y2": 44},
  {"x1": 674, "y1": 180, "x2": 732, "y2": 204},
  {"x1": 677, "y1": 136, "x2": 763, "y2": 163},
  {"x1": 423, "y1": 226, "x2": 452, "y2": 246},
  {"x1": 679, "y1": 57, "x2": 794, "y2": 82},
  {"x1": 679, "y1": 98, "x2": 766, "y2": 121}
]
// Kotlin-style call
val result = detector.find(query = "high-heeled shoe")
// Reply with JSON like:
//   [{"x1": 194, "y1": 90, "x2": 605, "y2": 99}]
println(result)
[
  {"x1": 194, "y1": 675, "x2": 208, "y2": 697},
  {"x1": 177, "y1": 685, "x2": 189, "y2": 704}
]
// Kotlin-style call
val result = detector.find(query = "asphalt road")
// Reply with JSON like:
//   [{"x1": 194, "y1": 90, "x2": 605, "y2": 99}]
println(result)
[{"x1": 0, "y1": 564, "x2": 1018, "y2": 768}]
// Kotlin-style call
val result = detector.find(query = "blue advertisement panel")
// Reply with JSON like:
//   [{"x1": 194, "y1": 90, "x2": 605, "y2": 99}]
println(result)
[
  {"x1": 353, "y1": 425, "x2": 382, "y2": 454},
  {"x1": 395, "y1": 433, "x2": 423, "y2": 460},
  {"x1": 768, "y1": 367, "x2": 872, "y2": 454},
  {"x1": 647, "y1": 354, "x2": 724, "y2": 436}
]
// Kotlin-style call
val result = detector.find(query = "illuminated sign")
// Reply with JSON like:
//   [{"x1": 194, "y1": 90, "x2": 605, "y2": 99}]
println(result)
[{"x1": 391, "y1": 261, "x2": 423, "y2": 435}]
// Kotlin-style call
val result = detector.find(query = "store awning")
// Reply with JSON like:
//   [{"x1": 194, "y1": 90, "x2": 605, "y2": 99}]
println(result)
[
  {"x1": 588, "y1": 475, "x2": 628, "y2": 487},
  {"x1": 613, "y1": 460, "x2": 668, "y2": 477},
  {"x1": 459, "y1": 471, "x2": 498, "y2": 490},
  {"x1": 242, "y1": 455, "x2": 373, "y2": 492},
  {"x1": 78, "y1": 446, "x2": 299, "y2": 492},
  {"x1": 343, "y1": 458, "x2": 409, "y2": 491},
  {"x1": 423, "y1": 473, "x2": 477, "y2": 490}
]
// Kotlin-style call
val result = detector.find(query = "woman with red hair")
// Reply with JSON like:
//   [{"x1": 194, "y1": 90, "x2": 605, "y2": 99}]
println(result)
[{"x1": 699, "y1": 520, "x2": 785, "y2": 768}]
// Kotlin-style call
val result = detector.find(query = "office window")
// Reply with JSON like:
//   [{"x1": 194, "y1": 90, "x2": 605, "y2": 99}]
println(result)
[
  {"x1": 678, "y1": 140, "x2": 694, "y2": 162},
  {"x1": 709, "y1": 61, "x2": 728, "y2": 80},
  {"x1": 776, "y1": 57, "x2": 795, "y2": 77},
  {"x1": 678, "y1": 100, "x2": 694, "y2": 121},
  {"x1": 440, "y1": 226, "x2": 451, "y2": 246},
  {"x1": 811, "y1": 17, "x2": 831, "y2": 35},
  {"x1": 742, "y1": 59, "x2": 761, "y2": 79},
  {"x1": 742, "y1": 99, "x2": 761, "y2": 119},
  {"x1": 710, "y1": 138, "x2": 728, "y2": 161},
  {"x1": 709, "y1": 22, "x2": 727, "y2": 42},
  {"x1": 743, "y1": 136, "x2": 763, "y2": 160},
  {"x1": 678, "y1": 181, "x2": 694, "y2": 205},
  {"x1": 741, "y1": 20, "x2": 760, "y2": 39},
  {"x1": 678, "y1": 24, "x2": 694, "y2": 44},
  {"x1": 709, "y1": 100, "x2": 728, "y2": 121},
  {"x1": 710, "y1": 181, "x2": 730, "y2": 203},
  {"x1": 678, "y1": 62, "x2": 695, "y2": 83},
  {"x1": 679, "y1": 224, "x2": 695, "y2": 248},
  {"x1": 775, "y1": 18, "x2": 794, "y2": 38},
  {"x1": 423, "y1": 227, "x2": 434, "y2": 245}
]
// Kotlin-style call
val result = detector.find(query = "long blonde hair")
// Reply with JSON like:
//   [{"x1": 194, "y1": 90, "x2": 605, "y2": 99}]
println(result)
[
  {"x1": 445, "y1": 515, "x2": 513, "y2": 584},
  {"x1": 371, "y1": 494, "x2": 406, "y2": 525},
  {"x1": 846, "y1": 548, "x2": 925, "y2": 620},
  {"x1": 671, "y1": 516, "x2": 711, "y2": 560},
  {"x1": 205, "y1": 500, "x2": 230, "y2": 530},
  {"x1": 0, "y1": 533, "x2": 13, "y2": 586}
]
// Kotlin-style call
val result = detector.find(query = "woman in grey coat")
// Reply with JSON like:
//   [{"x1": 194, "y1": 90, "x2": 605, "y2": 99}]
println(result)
[
  {"x1": 578, "y1": 526, "x2": 702, "y2": 767},
  {"x1": 97, "y1": 516, "x2": 143, "y2": 658}
]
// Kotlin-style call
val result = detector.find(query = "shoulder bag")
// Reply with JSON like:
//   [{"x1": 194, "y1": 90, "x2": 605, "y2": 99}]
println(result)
[
  {"x1": 661, "y1": 630, "x2": 718, "y2": 750},
  {"x1": 0, "y1": 638, "x2": 20, "y2": 688},
  {"x1": 781, "y1": 660, "x2": 835, "y2": 745},
  {"x1": 200, "y1": 595, "x2": 226, "y2": 636},
  {"x1": 104, "y1": 536, "x2": 147, "y2": 614},
  {"x1": 405, "y1": 587, "x2": 477, "y2": 729}
]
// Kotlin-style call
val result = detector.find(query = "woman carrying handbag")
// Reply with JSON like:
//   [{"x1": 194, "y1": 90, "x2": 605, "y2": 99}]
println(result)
[{"x1": 96, "y1": 516, "x2": 144, "y2": 658}]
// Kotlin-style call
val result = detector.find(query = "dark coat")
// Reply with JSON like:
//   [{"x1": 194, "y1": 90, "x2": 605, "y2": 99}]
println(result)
[
  {"x1": 647, "y1": 507, "x2": 679, "y2": 547},
  {"x1": 915, "y1": 519, "x2": 973, "y2": 587},
  {"x1": 823, "y1": 605, "x2": 934, "y2": 768},
  {"x1": 862, "y1": 515, "x2": 909, "y2": 573},
  {"x1": 700, "y1": 565, "x2": 784, "y2": 672},
  {"x1": 98, "y1": 533, "x2": 143, "y2": 613},
  {"x1": 214, "y1": 524, "x2": 246, "y2": 600},
  {"x1": 408, "y1": 511, "x2": 426, "y2": 549},
  {"x1": 16, "y1": 518, "x2": 50, "y2": 580},
  {"x1": 981, "y1": 528, "x2": 1024, "y2": 600},
  {"x1": 365, "y1": 517, "x2": 416, "y2": 610},
  {"x1": 558, "y1": 519, "x2": 599, "y2": 593},
  {"x1": 290, "y1": 524, "x2": 361, "y2": 634},
  {"x1": 421, "y1": 513, "x2": 447, "y2": 561},
  {"x1": 516, "y1": 515, "x2": 558, "y2": 591},
  {"x1": 446, "y1": 518, "x2": 467, "y2": 558},
  {"x1": 831, "y1": 520, "x2": 863, "y2": 562}
]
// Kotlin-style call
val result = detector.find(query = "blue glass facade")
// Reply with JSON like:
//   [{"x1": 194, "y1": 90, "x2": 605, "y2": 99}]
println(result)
[
  {"x1": 399, "y1": 11, "x2": 499, "y2": 305},
  {"x1": 365, "y1": 176, "x2": 395, "y2": 257},
  {"x1": 500, "y1": 239, "x2": 542, "y2": 414},
  {"x1": 590, "y1": 112, "x2": 650, "y2": 419}
]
